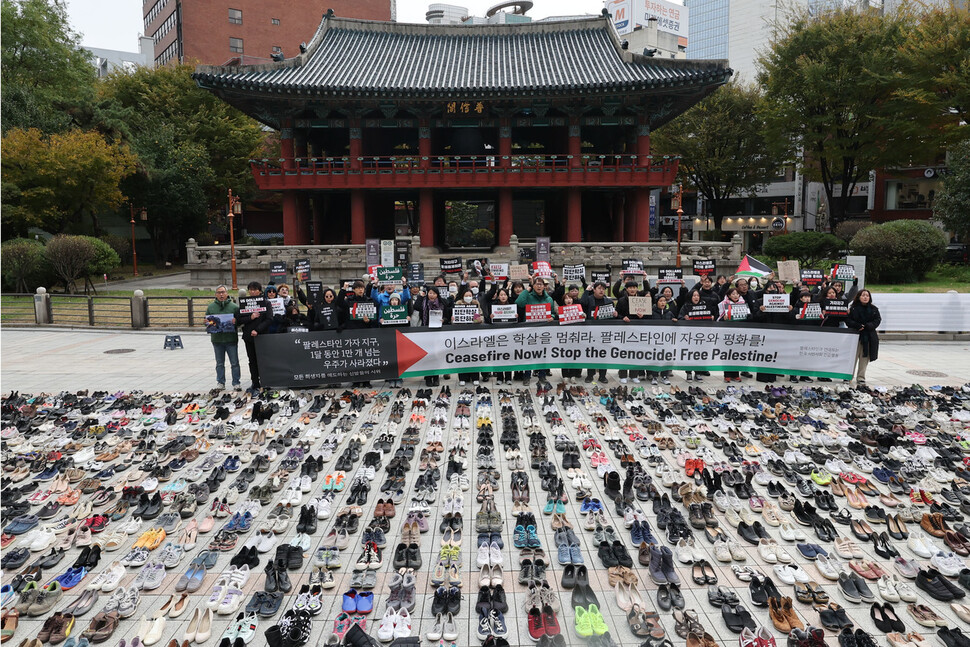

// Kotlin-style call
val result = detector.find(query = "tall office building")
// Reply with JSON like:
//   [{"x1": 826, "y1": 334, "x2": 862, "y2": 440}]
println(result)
[{"x1": 144, "y1": 0, "x2": 392, "y2": 67}]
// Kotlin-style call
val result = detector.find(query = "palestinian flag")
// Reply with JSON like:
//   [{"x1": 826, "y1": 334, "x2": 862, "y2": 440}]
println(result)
[{"x1": 734, "y1": 254, "x2": 773, "y2": 279}]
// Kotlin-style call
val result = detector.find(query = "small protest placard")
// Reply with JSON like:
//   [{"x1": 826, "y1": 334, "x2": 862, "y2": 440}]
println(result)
[
  {"x1": 622, "y1": 258, "x2": 645, "y2": 274},
  {"x1": 658, "y1": 267, "x2": 683, "y2": 281},
  {"x1": 777, "y1": 260, "x2": 800, "y2": 284},
  {"x1": 491, "y1": 304, "x2": 518, "y2": 322},
  {"x1": 692, "y1": 259, "x2": 716, "y2": 277},
  {"x1": 440, "y1": 258, "x2": 463, "y2": 274},
  {"x1": 380, "y1": 305, "x2": 410, "y2": 326},
  {"x1": 452, "y1": 305, "x2": 479, "y2": 325},
  {"x1": 525, "y1": 303, "x2": 552, "y2": 322},
  {"x1": 240, "y1": 297, "x2": 266, "y2": 314},
  {"x1": 409, "y1": 263, "x2": 425, "y2": 283},
  {"x1": 531, "y1": 261, "x2": 553, "y2": 279},
  {"x1": 686, "y1": 304, "x2": 713, "y2": 320},
  {"x1": 305, "y1": 281, "x2": 323, "y2": 308},
  {"x1": 288, "y1": 326, "x2": 309, "y2": 333},
  {"x1": 831, "y1": 264, "x2": 855, "y2": 281},
  {"x1": 591, "y1": 272, "x2": 611, "y2": 285},
  {"x1": 295, "y1": 259, "x2": 311, "y2": 282},
  {"x1": 800, "y1": 269, "x2": 824, "y2": 287},
  {"x1": 376, "y1": 267, "x2": 404, "y2": 285},
  {"x1": 350, "y1": 302, "x2": 377, "y2": 320},
  {"x1": 723, "y1": 302, "x2": 750, "y2": 321},
  {"x1": 797, "y1": 302, "x2": 823, "y2": 320},
  {"x1": 489, "y1": 263, "x2": 509, "y2": 280},
  {"x1": 628, "y1": 296, "x2": 652, "y2": 317},
  {"x1": 428, "y1": 310, "x2": 443, "y2": 328},
  {"x1": 467, "y1": 258, "x2": 488, "y2": 275},
  {"x1": 269, "y1": 261, "x2": 287, "y2": 283},
  {"x1": 366, "y1": 265, "x2": 383, "y2": 283},
  {"x1": 268, "y1": 297, "x2": 285, "y2": 316},
  {"x1": 562, "y1": 264, "x2": 586, "y2": 282},
  {"x1": 509, "y1": 264, "x2": 531, "y2": 280},
  {"x1": 823, "y1": 299, "x2": 849, "y2": 316},
  {"x1": 592, "y1": 304, "x2": 616, "y2": 320},
  {"x1": 205, "y1": 313, "x2": 235, "y2": 334},
  {"x1": 763, "y1": 294, "x2": 790, "y2": 313},
  {"x1": 558, "y1": 304, "x2": 585, "y2": 324}
]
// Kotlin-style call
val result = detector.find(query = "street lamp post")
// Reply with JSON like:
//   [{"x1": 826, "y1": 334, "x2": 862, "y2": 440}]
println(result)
[
  {"x1": 227, "y1": 189, "x2": 241, "y2": 290},
  {"x1": 130, "y1": 204, "x2": 147, "y2": 276},
  {"x1": 674, "y1": 184, "x2": 685, "y2": 266}
]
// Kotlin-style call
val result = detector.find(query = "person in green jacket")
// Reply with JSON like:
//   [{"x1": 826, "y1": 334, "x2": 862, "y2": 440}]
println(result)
[{"x1": 203, "y1": 285, "x2": 241, "y2": 390}]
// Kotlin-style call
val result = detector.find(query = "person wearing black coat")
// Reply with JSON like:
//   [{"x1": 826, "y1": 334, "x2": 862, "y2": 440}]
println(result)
[
  {"x1": 338, "y1": 280, "x2": 376, "y2": 330},
  {"x1": 751, "y1": 283, "x2": 794, "y2": 384},
  {"x1": 314, "y1": 288, "x2": 344, "y2": 331},
  {"x1": 580, "y1": 282, "x2": 615, "y2": 384},
  {"x1": 615, "y1": 281, "x2": 648, "y2": 384},
  {"x1": 236, "y1": 281, "x2": 272, "y2": 391},
  {"x1": 846, "y1": 289, "x2": 881, "y2": 384},
  {"x1": 647, "y1": 295, "x2": 676, "y2": 385}
]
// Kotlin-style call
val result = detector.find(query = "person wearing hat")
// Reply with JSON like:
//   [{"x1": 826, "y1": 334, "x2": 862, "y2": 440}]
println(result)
[{"x1": 580, "y1": 281, "x2": 615, "y2": 384}]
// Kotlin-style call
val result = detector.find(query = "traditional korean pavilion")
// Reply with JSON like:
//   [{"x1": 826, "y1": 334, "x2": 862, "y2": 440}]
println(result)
[{"x1": 194, "y1": 13, "x2": 731, "y2": 247}]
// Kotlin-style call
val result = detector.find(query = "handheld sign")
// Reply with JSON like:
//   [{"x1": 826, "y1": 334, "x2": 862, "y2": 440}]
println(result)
[
  {"x1": 531, "y1": 261, "x2": 553, "y2": 279},
  {"x1": 686, "y1": 304, "x2": 713, "y2": 320},
  {"x1": 350, "y1": 302, "x2": 377, "y2": 320},
  {"x1": 525, "y1": 303, "x2": 552, "y2": 322},
  {"x1": 376, "y1": 267, "x2": 404, "y2": 285},
  {"x1": 269, "y1": 261, "x2": 287, "y2": 284},
  {"x1": 205, "y1": 314, "x2": 235, "y2": 334},
  {"x1": 440, "y1": 258, "x2": 463, "y2": 274},
  {"x1": 380, "y1": 305, "x2": 410, "y2": 326},
  {"x1": 622, "y1": 258, "x2": 644, "y2": 274},
  {"x1": 305, "y1": 281, "x2": 323, "y2": 309},
  {"x1": 490, "y1": 304, "x2": 518, "y2": 323},
  {"x1": 628, "y1": 296, "x2": 652, "y2": 317},
  {"x1": 536, "y1": 237, "x2": 551, "y2": 262},
  {"x1": 777, "y1": 260, "x2": 800, "y2": 284},
  {"x1": 558, "y1": 304, "x2": 585, "y2": 325},
  {"x1": 722, "y1": 302, "x2": 750, "y2": 321},
  {"x1": 831, "y1": 264, "x2": 856, "y2": 281},
  {"x1": 489, "y1": 263, "x2": 509, "y2": 280},
  {"x1": 692, "y1": 259, "x2": 715, "y2": 277},
  {"x1": 763, "y1": 294, "x2": 790, "y2": 313},
  {"x1": 452, "y1": 305, "x2": 479, "y2": 325},
  {"x1": 823, "y1": 299, "x2": 849, "y2": 317},
  {"x1": 240, "y1": 297, "x2": 266, "y2": 314},
  {"x1": 797, "y1": 302, "x2": 823, "y2": 320},
  {"x1": 591, "y1": 272, "x2": 611, "y2": 286},
  {"x1": 800, "y1": 269, "x2": 824, "y2": 288},
  {"x1": 409, "y1": 263, "x2": 425, "y2": 283},
  {"x1": 509, "y1": 264, "x2": 531, "y2": 281},
  {"x1": 592, "y1": 304, "x2": 616, "y2": 320},
  {"x1": 428, "y1": 310, "x2": 443, "y2": 328},
  {"x1": 268, "y1": 298, "x2": 285, "y2": 316},
  {"x1": 658, "y1": 267, "x2": 683, "y2": 281},
  {"x1": 562, "y1": 264, "x2": 585, "y2": 282},
  {"x1": 295, "y1": 259, "x2": 311, "y2": 282}
]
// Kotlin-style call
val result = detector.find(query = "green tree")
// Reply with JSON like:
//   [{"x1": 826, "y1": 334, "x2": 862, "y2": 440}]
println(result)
[
  {"x1": 1, "y1": 128, "x2": 138, "y2": 238},
  {"x1": 851, "y1": 220, "x2": 947, "y2": 282},
  {"x1": 445, "y1": 201, "x2": 479, "y2": 247},
  {"x1": 935, "y1": 139, "x2": 970, "y2": 240},
  {"x1": 762, "y1": 231, "x2": 845, "y2": 266},
  {"x1": 81, "y1": 235, "x2": 121, "y2": 292},
  {"x1": 652, "y1": 83, "x2": 776, "y2": 236},
  {"x1": 0, "y1": 238, "x2": 48, "y2": 292},
  {"x1": 45, "y1": 234, "x2": 94, "y2": 293},
  {"x1": 894, "y1": 4, "x2": 970, "y2": 147},
  {"x1": 1, "y1": 0, "x2": 95, "y2": 134},
  {"x1": 758, "y1": 8, "x2": 928, "y2": 231}
]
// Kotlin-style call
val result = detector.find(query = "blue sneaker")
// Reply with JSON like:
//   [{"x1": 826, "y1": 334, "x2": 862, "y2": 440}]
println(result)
[
  {"x1": 237, "y1": 512, "x2": 253, "y2": 532},
  {"x1": 631, "y1": 522, "x2": 644, "y2": 545},
  {"x1": 525, "y1": 525, "x2": 541, "y2": 549},
  {"x1": 512, "y1": 525, "x2": 527, "y2": 549},
  {"x1": 569, "y1": 546, "x2": 584, "y2": 564},
  {"x1": 36, "y1": 467, "x2": 59, "y2": 481},
  {"x1": 557, "y1": 543, "x2": 570, "y2": 565},
  {"x1": 55, "y1": 567, "x2": 86, "y2": 590},
  {"x1": 372, "y1": 528, "x2": 386, "y2": 548}
]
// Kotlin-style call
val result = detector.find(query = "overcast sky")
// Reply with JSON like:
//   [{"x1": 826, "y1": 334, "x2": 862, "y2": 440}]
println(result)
[{"x1": 64, "y1": 0, "x2": 614, "y2": 51}]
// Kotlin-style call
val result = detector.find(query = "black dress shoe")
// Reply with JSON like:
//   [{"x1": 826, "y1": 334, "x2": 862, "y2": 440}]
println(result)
[{"x1": 916, "y1": 568, "x2": 956, "y2": 601}]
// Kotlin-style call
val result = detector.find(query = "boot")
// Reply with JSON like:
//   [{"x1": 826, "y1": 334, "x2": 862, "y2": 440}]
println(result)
[
  {"x1": 264, "y1": 624, "x2": 283, "y2": 647},
  {"x1": 344, "y1": 622, "x2": 380, "y2": 646}
]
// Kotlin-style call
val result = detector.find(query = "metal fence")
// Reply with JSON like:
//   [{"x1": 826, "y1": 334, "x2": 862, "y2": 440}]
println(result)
[
  {"x1": 143, "y1": 296, "x2": 213, "y2": 328},
  {"x1": 0, "y1": 294, "x2": 37, "y2": 324},
  {"x1": 3, "y1": 293, "x2": 218, "y2": 328},
  {"x1": 49, "y1": 295, "x2": 132, "y2": 327}
]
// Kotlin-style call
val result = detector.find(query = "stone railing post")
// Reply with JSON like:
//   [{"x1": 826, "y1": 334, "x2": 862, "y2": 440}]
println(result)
[
  {"x1": 185, "y1": 238, "x2": 199, "y2": 264},
  {"x1": 509, "y1": 234, "x2": 519, "y2": 260},
  {"x1": 34, "y1": 287, "x2": 51, "y2": 324},
  {"x1": 410, "y1": 236, "x2": 422, "y2": 261},
  {"x1": 731, "y1": 234, "x2": 743, "y2": 260},
  {"x1": 131, "y1": 289, "x2": 147, "y2": 329}
]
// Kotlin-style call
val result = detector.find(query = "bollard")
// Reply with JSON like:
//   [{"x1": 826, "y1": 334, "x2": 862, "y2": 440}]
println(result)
[
  {"x1": 131, "y1": 289, "x2": 147, "y2": 329},
  {"x1": 34, "y1": 287, "x2": 51, "y2": 324}
]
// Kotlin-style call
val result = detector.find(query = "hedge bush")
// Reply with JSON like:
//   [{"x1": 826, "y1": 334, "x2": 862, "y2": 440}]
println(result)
[
  {"x1": 851, "y1": 219, "x2": 947, "y2": 283},
  {"x1": 1, "y1": 238, "x2": 49, "y2": 292},
  {"x1": 762, "y1": 231, "x2": 846, "y2": 265}
]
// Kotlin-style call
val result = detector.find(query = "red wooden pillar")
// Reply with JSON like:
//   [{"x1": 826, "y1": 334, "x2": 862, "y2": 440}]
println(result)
[
  {"x1": 568, "y1": 121, "x2": 582, "y2": 168},
  {"x1": 499, "y1": 120, "x2": 512, "y2": 167},
  {"x1": 636, "y1": 122, "x2": 651, "y2": 165},
  {"x1": 634, "y1": 187, "x2": 650, "y2": 242},
  {"x1": 566, "y1": 188, "x2": 582, "y2": 242},
  {"x1": 282, "y1": 192, "x2": 300, "y2": 245},
  {"x1": 419, "y1": 188, "x2": 434, "y2": 248},
  {"x1": 351, "y1": 190, "x2": 365, "y2": 245},
  {"x1": 498, "y1": 188, "x2": 513, "y2": 246}
]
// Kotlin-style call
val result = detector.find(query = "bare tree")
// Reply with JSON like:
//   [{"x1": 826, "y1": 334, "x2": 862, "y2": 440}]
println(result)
[{"x1": 45, "y1": 235, "x2": 94, "y2": 294}]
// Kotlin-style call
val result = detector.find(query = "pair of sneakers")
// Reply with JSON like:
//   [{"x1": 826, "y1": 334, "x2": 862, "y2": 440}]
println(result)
[{"x1": 220, "y1": 611, "x2": 258, "y2": 644}]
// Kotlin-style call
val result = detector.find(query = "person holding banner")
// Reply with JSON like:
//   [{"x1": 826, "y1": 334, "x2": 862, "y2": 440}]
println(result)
[
  {"x1": 580, "y1": 281, "x2": 615, "y2": 384},
  {"x1": 314, "y1": 288, "x2": 343, "y2": 332},
  {"x1": 204, "y1": 285, "x2": 241, "y2": 391},
  {"x1": 846, "y1": 290, "x2": 880, "y2": 384},
  {"x1": 483, "y1": 287, "x2": 515, "y2": 385},
  {"x1": 646, "y1": 295, "x2": 676, "y2": 385},
  {"x1": 237, "y1": 281, "x2": 272, "y2": 391},
  {"x1": 281, "y1": 301, "x2": 310, "y2": 332},
  {"x1": 339, "y1": 280, "x2": 375, "y2": 330},
  {"x1": 752, "y1": 282, "x2": 794, "y2": 384},
  {"x1": 419, "y1": 286, "x2": 450, "y2": 386},
  {"x1": 615, "y1": 282, "x2": 648, "y2": 384},
  {"x1": 515, "y1": 277, "x2": 556, "y2": 385},
  {"x1": 717, "y1": 287, "x2": 748, "y2": 382},
  {"x1": 559, "y1": 293, "x2": 586, "y2": 383}
]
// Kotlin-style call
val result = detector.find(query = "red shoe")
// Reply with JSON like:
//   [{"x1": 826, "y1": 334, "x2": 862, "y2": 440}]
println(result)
[
  {"x1": 921, "y1": 490, "x2": 935, "y2": 505},
  {"x1": 528, "y1": 605, "x2": 546, "y2": 640},
  {"x1": 542, "y1": 605, "x2": 561, "y2": 636},
  {"x1": 909, "y1": 489, "x2": 924, "y2": 505}
]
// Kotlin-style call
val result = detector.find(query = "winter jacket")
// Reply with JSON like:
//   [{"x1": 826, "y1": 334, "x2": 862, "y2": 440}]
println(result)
[
  {"x1": 205, "y1": 299, "x2": 239, "y2": 345},
  {"x1": 846, "y1": 303, "x2": 881, "y2": 361}
]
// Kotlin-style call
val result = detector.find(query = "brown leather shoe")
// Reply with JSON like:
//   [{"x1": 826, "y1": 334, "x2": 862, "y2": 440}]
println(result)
[
  {"x1": 782, "y1": 597, "x2": 805, "y2": 630},
  {"x1": 921, "y1": 513, "x2": 946, "y2": 538},
  {"x1": 638, "y1": 542, "x2": 651, "y2": 567},
  {"x1": 769, "y1": 597, "x2": 791, "y2": 632},
  {"x1": 50, "y1": 612, "x2": 75, "y2": 644}
]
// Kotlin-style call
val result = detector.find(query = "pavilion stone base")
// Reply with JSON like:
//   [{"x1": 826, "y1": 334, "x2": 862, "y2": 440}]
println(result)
[{"x1": 185, "y1": 235, "x2": 743, "y2": 288}]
